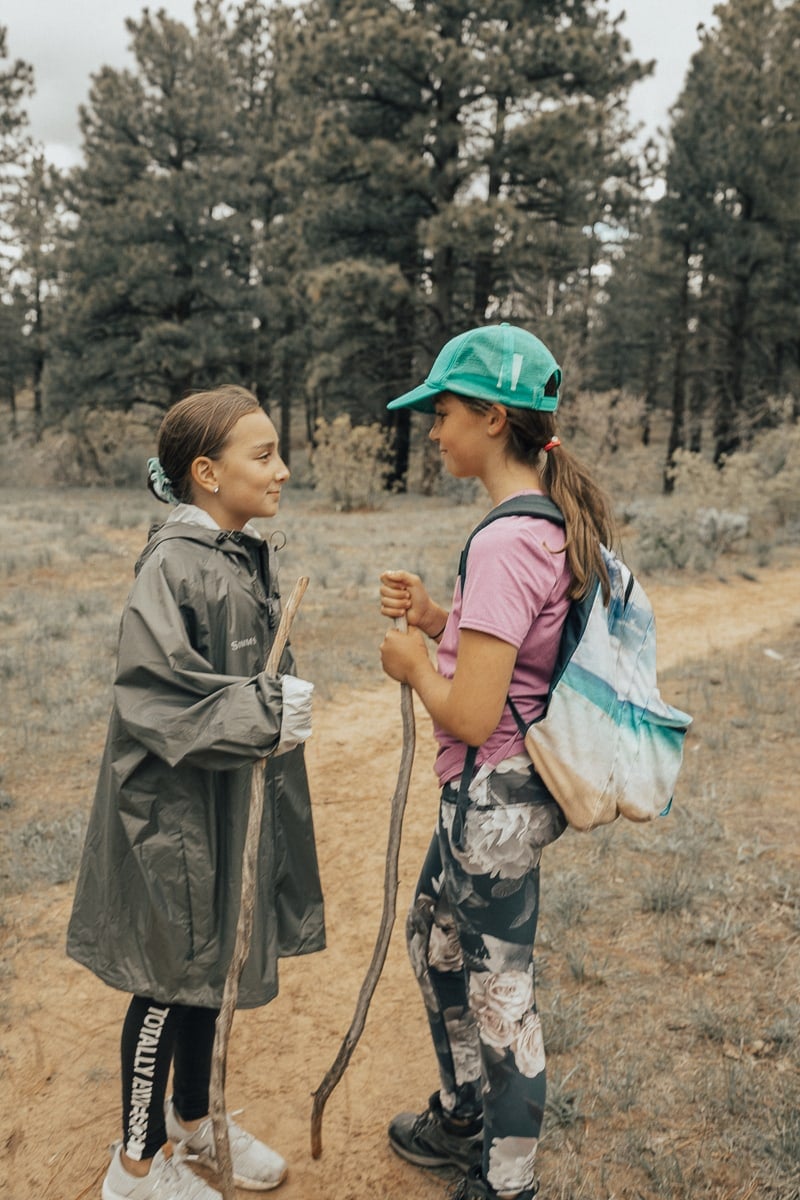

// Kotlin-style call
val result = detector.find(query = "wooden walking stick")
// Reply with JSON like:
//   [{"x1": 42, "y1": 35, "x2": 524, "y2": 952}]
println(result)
[
  {"x1": 209, "y1": 576, "x2": 309, "y2": 1200},
  {"x1": 310, "y1": 615, "x2": 415, "y2": 1159}
]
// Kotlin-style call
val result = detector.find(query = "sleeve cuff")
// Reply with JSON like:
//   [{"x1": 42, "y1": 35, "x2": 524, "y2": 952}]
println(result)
[{"x1": 273, "y1": 675, "x2": 314, "y2": 756}]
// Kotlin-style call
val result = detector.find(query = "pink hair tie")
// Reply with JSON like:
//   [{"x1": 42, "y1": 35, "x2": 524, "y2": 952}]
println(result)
[{"x1": 542, "y1": 437, "x2": 561, "y2": 452}]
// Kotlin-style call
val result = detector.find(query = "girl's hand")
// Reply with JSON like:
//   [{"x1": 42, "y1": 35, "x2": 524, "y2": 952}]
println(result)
[
  {"x1": 380, "y1": 626, "x2": 431, "y2": 685},
  {"x1": 380, "y1": 570, "x2": 447, "y2": 639}
]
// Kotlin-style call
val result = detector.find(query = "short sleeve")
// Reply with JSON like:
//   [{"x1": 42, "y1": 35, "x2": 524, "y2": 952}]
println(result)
[{"x1": 459, "y1": 517, "x2": 566, "y2": 648}]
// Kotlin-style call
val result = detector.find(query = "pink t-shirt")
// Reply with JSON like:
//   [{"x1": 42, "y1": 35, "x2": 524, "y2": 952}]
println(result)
[{"x1": 434, "y1": 492, "x2": 572, "y2": 787}]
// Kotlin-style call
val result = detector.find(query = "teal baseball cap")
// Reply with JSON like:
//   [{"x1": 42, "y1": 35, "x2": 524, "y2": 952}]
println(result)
[{"x1": 387, "y1": 322, "x2": 561, "y2": 414}]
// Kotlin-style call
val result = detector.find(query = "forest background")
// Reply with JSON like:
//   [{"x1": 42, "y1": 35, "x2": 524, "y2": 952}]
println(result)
[{"x1": 0, "y1": 0, "x2": 798, "y2": 509}]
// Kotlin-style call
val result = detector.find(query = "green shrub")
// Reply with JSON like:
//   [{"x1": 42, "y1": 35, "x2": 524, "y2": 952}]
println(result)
[{"x1": 311, "y1": 415, "x2": 392, "y2": 511}]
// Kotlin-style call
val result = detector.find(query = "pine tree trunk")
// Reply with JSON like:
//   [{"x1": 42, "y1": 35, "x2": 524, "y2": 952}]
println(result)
[{"x1": 663, "y1": 244, "x2": 690, "y2": 493}]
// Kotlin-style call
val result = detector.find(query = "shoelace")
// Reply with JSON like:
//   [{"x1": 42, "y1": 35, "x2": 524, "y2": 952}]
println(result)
[
  {"x1": 153, "y1": 1153, "x2": 214, "y2": 1200},
  {"x1": 414, "y1": 1106, "x2": 441, "y2": 1137},
  {"x1": 173, "y1": 1109, "x2": 247, "y2": 1164}
]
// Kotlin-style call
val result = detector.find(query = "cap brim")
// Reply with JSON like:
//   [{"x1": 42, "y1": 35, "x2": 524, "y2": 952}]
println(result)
[{"x1": 386, "y1": 381, "x2": 442, "y2": 413}]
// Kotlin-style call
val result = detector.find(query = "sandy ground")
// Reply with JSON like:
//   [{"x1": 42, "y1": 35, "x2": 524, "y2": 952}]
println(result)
[{"x1": 1, "y1": 564, "x2": 799, "y2": 1200}]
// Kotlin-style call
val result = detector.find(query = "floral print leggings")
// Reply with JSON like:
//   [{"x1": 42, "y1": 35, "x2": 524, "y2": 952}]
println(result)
[{"x1": 406, "y1": 757, "x2": 566, "y2": 1196}]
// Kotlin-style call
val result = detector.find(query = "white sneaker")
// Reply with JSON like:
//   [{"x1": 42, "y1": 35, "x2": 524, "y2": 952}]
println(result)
[
  {"x1": 102, "y1": 1142, "x2": 221, "y2": 1200},
  {"x1": 166, "y1": 1099, "x2": 288, "y2": 1192}
]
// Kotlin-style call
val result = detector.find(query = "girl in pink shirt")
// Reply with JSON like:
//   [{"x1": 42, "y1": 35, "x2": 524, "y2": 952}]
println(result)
[{"x1": 379, "y1": 323, "x2": 616, "y2": 1200}]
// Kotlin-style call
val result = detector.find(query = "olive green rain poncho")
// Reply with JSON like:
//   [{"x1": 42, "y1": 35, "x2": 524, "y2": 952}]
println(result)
[{"x1": 67, "y1": 515, "x2": 325, "y2": 1008}]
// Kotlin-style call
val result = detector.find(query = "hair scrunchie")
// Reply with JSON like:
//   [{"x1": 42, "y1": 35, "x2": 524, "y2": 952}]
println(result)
[
  {"x1": 542, "y1": 437, "x2": 561, "y2": 452},
  {"x1": 147, "y1": 457, "x2": 178, "y2": 505}
]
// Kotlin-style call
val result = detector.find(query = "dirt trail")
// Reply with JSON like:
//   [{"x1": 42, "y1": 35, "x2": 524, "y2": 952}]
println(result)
[
  {"x1": 647, "y1": 564, "x2": 800, "y2": 670},
  {"x1": 1, "y1": 565, "x2": 799, "y2": 1200}
]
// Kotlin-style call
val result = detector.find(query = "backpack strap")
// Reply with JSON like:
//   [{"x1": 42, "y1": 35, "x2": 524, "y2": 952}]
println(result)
[{"x1": 458, "y1": 494, "x2": 565, "y2": 592}]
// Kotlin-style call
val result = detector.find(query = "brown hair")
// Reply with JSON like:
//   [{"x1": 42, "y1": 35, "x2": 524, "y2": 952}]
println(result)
[
  {"x1": 461, "y1": 395, "x2": 617, "y2": 602},
  {"x1": 150, "y1": 386, "x2": 263, "y2": 504}
]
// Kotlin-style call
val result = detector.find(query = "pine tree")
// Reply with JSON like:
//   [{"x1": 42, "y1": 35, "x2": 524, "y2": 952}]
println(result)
[
  {"x1": 285, "y1": 0, "x2": 650, "y2": 483},
  {"x1": 589, "y1": 209, "x2": 677, "y2": 445},
  {"x1": 224, "y1": 0, "x2": 326, "y2": 462},
  {"x1": 46, "y1": 2, "x2": 266, "y2": 413},
  {"x1": 663, "y1": 0, "x2": 800, "y2": 461},
  {"x1": 0, "y1": 24, "x2": 35, "y2": 424},
  {"x1": 7, "y1": 154, "x2": 61, "y2": 432}
]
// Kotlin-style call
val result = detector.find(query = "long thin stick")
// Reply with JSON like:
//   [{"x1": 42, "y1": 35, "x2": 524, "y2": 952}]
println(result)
[
  {"x1": 209, "y1": 576, "x2": 309, "y2": 1200},
  {"x1": 310, "y1": 616, "x2": 415, "y2": 1159}
]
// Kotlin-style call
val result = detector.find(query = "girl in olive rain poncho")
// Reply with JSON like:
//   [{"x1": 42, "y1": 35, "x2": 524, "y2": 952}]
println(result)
[{"x1": 68, "y1": 387, "x2": 324, "y2": 1200}]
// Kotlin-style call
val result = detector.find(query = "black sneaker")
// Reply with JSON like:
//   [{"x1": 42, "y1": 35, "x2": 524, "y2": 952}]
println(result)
[
  {"x1": 388, "y1": 1092, "x2": 483, "y2": 1173},
  {"x1": 452, "y1": 1164, "x2": 539, "y2": 1200}
]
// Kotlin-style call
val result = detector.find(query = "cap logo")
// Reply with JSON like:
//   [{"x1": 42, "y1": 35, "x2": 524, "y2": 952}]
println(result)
[{"x1": 386, "y1": 323, "x2": 560, "y2": 413}]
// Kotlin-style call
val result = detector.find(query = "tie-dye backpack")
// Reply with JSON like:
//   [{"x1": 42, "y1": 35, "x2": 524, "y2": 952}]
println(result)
[{"x1": 458, "y1": 496, "x2": 692, "y2": 832}]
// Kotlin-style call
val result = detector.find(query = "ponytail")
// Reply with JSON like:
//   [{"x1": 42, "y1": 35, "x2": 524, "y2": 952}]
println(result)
[
  {"x1": 461, "y1": 396, "x2": 617, "y2": 603},
  {"x1": 542, "y1": 443, "x2": 616, "y2": 602}
]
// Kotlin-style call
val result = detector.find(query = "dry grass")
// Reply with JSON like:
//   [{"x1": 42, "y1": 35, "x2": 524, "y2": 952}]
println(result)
[{"x1": 534, "y1": 633, "x2": 800, "y2": 1199}]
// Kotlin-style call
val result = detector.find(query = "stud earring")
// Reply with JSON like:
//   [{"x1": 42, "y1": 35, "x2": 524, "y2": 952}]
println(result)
[{"x1": 213, "y1": 486, "x2": 219, "y2": 495}]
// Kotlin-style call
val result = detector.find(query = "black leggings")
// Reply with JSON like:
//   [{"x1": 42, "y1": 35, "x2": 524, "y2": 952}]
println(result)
[{"x1": 121, "y1": 996, "x2": 219, "y2": 1161}]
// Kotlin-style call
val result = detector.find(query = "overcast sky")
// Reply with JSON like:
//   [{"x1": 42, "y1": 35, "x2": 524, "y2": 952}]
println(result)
[{"x1": 6, "y1": 0, "x2": 720, "y2": 169}]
